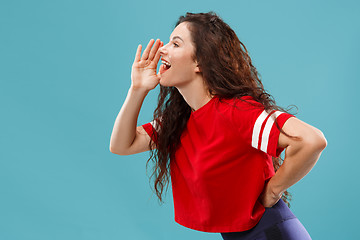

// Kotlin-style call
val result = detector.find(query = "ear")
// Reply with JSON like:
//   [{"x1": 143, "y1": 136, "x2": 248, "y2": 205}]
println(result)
[{"x1": 194, "y1": 61, "x2": 201, "y2": 73}]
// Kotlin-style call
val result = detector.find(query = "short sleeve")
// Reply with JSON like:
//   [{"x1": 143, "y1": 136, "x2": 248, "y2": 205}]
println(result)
[
  {"x1": 232, "y1": 97, "x2": 295, "y2": 158},
  {"x1": 141, "y1": 119, "x2": 161, "y2": 144}
]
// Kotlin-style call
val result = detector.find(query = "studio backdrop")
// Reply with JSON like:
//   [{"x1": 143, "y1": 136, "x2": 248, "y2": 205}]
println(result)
[{"x1": 1, "y1": 0, "x2": 359, "y2": 239}]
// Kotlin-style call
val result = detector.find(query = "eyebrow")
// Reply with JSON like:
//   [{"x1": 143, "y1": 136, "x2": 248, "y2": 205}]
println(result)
[{"x1": 171, "y1": 36, "x2": 184, "y2": 42}]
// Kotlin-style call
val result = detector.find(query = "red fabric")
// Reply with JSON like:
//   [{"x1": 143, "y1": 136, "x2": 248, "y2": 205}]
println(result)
[{"x1": 142, "y1": 96, "x2": 294, "y2": 232}]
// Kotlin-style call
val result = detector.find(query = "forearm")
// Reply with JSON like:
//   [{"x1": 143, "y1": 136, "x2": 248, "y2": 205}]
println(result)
[
  {"x1": 268, "y1": 140, "x2": 326, "y2": 197},
  {"x1": 109, "y1": 86, "x2": 149, "y2": 154}
]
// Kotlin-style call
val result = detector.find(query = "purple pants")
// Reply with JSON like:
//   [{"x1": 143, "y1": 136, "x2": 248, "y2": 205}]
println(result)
[{"x1": 220, "y1": 199, "x2": 312, "y2": 240}]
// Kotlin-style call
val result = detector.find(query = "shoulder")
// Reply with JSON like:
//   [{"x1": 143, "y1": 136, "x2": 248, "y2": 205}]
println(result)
[
  {"x1": 209, "y1": 95, "x2": 266, "y2": 129},
  {"x1": 215, "y1": 95, "x2": 264, "y2": 111}
]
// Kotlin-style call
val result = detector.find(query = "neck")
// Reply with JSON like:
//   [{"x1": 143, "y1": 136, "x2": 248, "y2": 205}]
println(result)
[{"x1": 176, "y1": 75, "x2": 213, "y2": 111}]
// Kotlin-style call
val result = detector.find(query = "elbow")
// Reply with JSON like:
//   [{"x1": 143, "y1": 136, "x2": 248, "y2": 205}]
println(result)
[
  {"x1": 314, "y1": 129, "x2": 327, "y2": 151},
  {"x1": 319, "y1": 135, "x2": 327, "y2": 151},
  {"x1": 109, "y1": 145, "x2": 129, "y2": 156},
  {"x1": 109, "y1": 145, "x2": 118, "y2": 154},
  {"x1": 304, "y1": 129, "x2": 327, "y2": 152}
]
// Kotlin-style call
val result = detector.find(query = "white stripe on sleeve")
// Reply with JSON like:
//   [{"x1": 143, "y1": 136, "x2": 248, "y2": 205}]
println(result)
[
  {"x1": 251, "y1": 110, "x2": 269, "y2": 149},
  {"x1": 260, "y1": 111, "x2": 283, "y2": 153},
  {"x1": 149, "y1": 117, "x2": 162, "y2": 132}
]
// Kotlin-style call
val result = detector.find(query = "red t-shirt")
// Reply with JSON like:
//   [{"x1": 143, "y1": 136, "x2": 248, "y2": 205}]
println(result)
[{"x1": 142, "y1": 95, "x2": 294, "y2": 233}]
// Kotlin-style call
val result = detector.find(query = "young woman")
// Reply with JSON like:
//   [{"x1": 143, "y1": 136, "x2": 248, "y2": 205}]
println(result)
[{"x1": 110, "y1": 12, "x2": 327, "y2": 240}]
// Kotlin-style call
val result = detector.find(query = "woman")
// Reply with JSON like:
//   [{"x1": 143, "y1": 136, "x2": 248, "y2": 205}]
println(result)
[{"x1": 110, "y1": 12, "x2": 327, "y2": 240}]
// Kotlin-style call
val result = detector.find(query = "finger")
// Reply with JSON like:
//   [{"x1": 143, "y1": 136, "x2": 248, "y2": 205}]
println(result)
[
  {"x1": 148, "y1": 39, "x2": 161, "y2": 61},
  {"x1": 153, "y1": 41, "x2": 163, "y2": 65},
  {"x1": 141, "y1": 39, "x2": 155, "y2": 60},
  {"x1": 134, "y1": 44, "x2": 142, "y2": 62}
]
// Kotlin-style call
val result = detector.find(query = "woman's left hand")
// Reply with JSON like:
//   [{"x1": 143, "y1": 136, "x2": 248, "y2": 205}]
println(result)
[{"x1": 258, "y1": 181, "x2": 282, "y2": 208}]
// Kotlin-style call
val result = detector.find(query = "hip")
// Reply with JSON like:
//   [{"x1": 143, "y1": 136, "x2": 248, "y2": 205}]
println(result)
[{"x1": 220, "y1": 199, "x2": 312, "y2": 240}]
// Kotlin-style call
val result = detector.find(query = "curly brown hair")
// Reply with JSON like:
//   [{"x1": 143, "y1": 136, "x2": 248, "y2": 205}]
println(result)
[{"x1": 146, "y1": 12, "x2": 297, "y2": 207}]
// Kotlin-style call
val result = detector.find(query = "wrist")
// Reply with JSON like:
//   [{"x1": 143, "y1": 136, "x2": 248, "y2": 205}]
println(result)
[
  {"x1": 267, "y1": 179, "x2": 285, "y2": 198},
  {"x1": 129, "y1": 84, "x2": 150, "y2": 95}
]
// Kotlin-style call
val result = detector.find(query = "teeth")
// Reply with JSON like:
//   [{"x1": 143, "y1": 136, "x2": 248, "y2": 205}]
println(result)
[{"x1": 161, "y1": 60, "x2": 171, "y2": 67}]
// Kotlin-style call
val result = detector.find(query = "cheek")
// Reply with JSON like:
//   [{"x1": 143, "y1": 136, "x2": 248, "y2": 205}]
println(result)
[{"x1": 172, "y1": 54, "x2": 196, "y2": 71}]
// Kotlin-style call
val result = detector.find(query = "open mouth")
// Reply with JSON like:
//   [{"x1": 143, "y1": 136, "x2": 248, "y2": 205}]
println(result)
[{"x1": 160, "y1": 59, "x2": 171, "y2": 75}]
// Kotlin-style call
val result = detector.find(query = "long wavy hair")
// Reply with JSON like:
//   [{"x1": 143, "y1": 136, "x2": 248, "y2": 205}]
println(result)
[{"x1": 146, "y1": 12, "x2": 298, "y2": 207}]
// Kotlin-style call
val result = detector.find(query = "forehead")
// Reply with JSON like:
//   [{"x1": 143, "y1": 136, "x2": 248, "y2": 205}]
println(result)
[{"x1": 170, "y1": 22, "x2": 191, "y2": 40}]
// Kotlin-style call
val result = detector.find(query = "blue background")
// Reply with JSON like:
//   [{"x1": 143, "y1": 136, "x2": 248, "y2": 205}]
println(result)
[{"x1": 1, "y1": 0, "x2": 359, "y2": 239}]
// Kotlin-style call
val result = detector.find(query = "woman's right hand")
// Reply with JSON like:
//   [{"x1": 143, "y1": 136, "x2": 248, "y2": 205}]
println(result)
[{"x1": 131, "y1": 39, "x2": 163, "y2": 91}]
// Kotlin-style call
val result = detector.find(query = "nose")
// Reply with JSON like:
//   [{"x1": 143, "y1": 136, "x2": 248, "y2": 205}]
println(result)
[{"x1": 159, "y1": 42, "x2": 168, "y2": 55}]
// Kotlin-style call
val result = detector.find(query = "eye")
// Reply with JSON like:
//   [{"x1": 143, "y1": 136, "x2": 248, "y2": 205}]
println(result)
[{"x1": 173, "y1": 42, "x2": 179, "y2": 47}]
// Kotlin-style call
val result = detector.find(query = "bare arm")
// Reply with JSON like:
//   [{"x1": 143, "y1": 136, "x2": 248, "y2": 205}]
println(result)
[
  {"x1": 109, "y1": 39, "x2": 163, "y2": 155},
  {"x1": 260, "y1": 117, "x2": 327, "y2": 207},
  {"x1": 109, "y1": 87, "x2": 153, "y2": 155}
]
